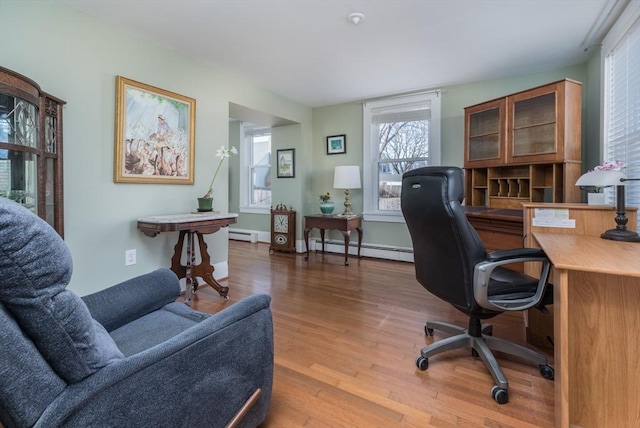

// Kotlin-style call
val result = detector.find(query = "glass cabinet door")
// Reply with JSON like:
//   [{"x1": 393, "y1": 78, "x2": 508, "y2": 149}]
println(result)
[
  {"x1": 512, "y1": 91, "x2": 557, "y2": 156},
  {"x1": 464, "y1": 98, "x2": 506, "y2": 167},
  {"x1": 506, "y1": 81, "x2": 572, "y2": 164},
  {"x1": 0, "y1": 94, "x2": 40, "y2": 212},
  {"x1": 0, "y1": 66, "x2": 65, "y2": 236}
]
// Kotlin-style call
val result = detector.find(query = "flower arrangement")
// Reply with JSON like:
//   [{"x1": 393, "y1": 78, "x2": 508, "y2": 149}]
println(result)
[
  {"x1": 592, "y1": 160, "x2": 626, "y2": 172},
  {"x1": 202, "y1": 145, "x2": 237, "y2": 199},
  {"x1": 319, "y1": 192, "x2": 331, "y2": 203}
]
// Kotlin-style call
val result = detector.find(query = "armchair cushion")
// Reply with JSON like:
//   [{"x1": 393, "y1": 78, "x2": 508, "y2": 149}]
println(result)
[{"x1": 0, "y1": 198, "x2": 124, "y2": 383}]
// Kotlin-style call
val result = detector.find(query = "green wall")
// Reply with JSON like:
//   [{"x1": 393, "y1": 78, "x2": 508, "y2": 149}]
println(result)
[
  {"x1": 0, "y1": 0, "x2": 313, "y2": 294},
  {"x1": 311, "y1": 63, "x2": 600, "y2": 248}
]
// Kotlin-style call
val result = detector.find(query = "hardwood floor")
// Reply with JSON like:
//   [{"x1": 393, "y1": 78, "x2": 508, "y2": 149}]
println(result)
[{"x1": 190, "y1": 241, "x2": 555, "y2": 427}]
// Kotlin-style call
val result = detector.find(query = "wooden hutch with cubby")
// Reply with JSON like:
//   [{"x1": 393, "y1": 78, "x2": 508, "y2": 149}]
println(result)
[{"x1": 463, "y1": 79, "x2": 582, "y2": 254}]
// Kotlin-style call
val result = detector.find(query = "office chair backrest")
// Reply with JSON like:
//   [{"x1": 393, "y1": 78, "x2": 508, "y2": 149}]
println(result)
[{"x1": 401, "y1": 166, "x2": 488, "y2": 312}]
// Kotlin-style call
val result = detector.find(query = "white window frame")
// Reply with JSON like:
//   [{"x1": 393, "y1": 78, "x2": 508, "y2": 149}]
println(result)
[
  {"x1": 239, "y1": 123, "x2": 271, "y2": 214},
  {"x1": 362, "y1": 92, "x2": 441, "y2": 222},
  {"x1": 602, "y1": 0, "x2": 640, "y2": 207}
]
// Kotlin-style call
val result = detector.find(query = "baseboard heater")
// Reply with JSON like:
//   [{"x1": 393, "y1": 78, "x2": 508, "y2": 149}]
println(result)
[
  {"x1": 229, "y1": 229, "x2": 259, "y2": 243},
  {"x1": 312, "y1": 239, "x2": 414, "y2": 262}
]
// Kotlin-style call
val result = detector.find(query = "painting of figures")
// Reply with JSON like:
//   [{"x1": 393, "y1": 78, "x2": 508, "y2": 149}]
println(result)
[{"x1": 114, "y1": 76, "x2": 195, "y2": 184}]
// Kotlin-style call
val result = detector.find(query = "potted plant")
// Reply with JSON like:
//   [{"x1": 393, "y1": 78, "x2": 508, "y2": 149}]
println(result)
[
  {"x1": 198, "y1": 145, "x2": 238, "y2": 211},
  {"x1": 319, "y1": 192, "x2": 335, "y2": 215}
]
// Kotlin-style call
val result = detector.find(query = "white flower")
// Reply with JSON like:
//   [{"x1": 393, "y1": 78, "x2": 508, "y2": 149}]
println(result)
[
  {"x1": 203, "y1": 145, "x2": 237, "y2": 198},
  {"x1": 592, "y1": 160, "x2": 625, "y2": 172}
]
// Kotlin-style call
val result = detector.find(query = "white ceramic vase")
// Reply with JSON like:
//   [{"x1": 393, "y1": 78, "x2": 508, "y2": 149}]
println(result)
[{"x1": 587, "y1": 192, "x2": 606, "y2": 205}]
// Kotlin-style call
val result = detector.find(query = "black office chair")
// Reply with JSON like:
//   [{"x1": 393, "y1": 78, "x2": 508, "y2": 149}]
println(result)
[{"x1": 400, "y1": 166, "x2": 554, "y2": 404}]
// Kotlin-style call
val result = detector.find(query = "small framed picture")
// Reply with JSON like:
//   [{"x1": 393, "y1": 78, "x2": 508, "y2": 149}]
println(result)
[
  {"x1": 276, "y1": 148, "x2": 295, "y2": 178},
  {"x1": 326, "y1": 134, "x2": 346, "y2": 155}
]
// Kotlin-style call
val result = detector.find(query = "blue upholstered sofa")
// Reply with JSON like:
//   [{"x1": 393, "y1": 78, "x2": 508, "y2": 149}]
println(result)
[{"x1": 0, "y1": 197, "x2": 274, "y2": 427}]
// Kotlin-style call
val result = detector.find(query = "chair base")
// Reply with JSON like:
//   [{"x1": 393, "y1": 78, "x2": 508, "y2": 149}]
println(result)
[{"x1": 420, "y1": 320, "x2": 551, "y2": 394}]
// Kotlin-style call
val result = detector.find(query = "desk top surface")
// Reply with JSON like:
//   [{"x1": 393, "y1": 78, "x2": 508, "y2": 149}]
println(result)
[
  {"x1": 534, "y1": 232, "x2": 640, "y2": 277},
  {"x1": 138, "y1": 212, "x2": 238, "y2": 224}
]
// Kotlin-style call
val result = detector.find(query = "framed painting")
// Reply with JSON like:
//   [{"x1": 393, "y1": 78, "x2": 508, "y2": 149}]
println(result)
[
  {"x1": 114, "y1": 76, "x2": 196, "y2": 184},
  {"x1": 326, "y1": 134, "x2": 346, "y2": 155},
  {"x1": 276, "y1": 148, "x2": 295, "y2": 178}
]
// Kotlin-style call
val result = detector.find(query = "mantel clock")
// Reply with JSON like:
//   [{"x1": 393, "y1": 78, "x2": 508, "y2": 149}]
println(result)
[{"x1": 270, "y1": 203, "x2": 296, "y2": 253}]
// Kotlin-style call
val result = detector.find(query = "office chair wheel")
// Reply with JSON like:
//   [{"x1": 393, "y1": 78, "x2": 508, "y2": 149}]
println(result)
[
  {"x1": 491, "y1": 386, "x2": 509, "y2": 404},
  {"x1": 425, "y1": 326, "x2": 434, "y2": 336},
  {"x1": 416, "y1": 356, "x2": 429, "y2": 370},
  {"x1": 540, "y1": 364, "x2": 554, "y2": 380}
]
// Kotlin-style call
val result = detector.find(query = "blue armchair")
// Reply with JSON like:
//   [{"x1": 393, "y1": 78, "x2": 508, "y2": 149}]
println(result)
[{"x1": 0, "y1": 197, "x2": 274, "y2": 427}]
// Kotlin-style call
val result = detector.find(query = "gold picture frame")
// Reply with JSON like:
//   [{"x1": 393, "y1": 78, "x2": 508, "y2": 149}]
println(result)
[{"x1": 114, "y1": 76, "x2": 195, "y2": 184}]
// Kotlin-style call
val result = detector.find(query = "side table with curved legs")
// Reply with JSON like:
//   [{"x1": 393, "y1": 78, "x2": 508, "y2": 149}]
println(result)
[{"x1": 137, "y1": 212, "x2": 238, "y2": 305}]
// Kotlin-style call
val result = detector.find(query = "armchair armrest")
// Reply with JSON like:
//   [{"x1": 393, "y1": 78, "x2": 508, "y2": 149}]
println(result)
[
  {"x1": 82, "y1": 268, "x2": 181, "y2": 331},
  {"x1": 486, "y1": 247, "x2": 546, "y2": 262},
  {"x1": 474, "y1": 252, "x2": 551, "y2": 312},
  {"x1": 38, "y1": 294, "x2": 274, "y2": 428}
]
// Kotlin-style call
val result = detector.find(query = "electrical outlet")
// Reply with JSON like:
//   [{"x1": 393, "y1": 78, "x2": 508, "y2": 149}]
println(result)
[{"x1": 125, "y1": 249, "x2": 136, "y2": 266}]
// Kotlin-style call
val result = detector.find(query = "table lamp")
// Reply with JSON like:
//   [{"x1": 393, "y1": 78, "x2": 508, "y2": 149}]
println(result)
[
  {"x1": 333, "y1": 165, "x2": 361, "y2": 216},
  {"x1": 576, "y1": 170, "x2": 640, "y2": 242}
]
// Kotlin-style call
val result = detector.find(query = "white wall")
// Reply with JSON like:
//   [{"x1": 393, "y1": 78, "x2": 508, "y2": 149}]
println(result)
[{"x1": 0, "y1": 1, "x2": 312, "y2": 294}]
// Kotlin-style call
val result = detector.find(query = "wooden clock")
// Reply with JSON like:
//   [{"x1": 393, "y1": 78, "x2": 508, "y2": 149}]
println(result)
[{"x1": 270, "y1": 203, "x2": 296, "y2": 254}]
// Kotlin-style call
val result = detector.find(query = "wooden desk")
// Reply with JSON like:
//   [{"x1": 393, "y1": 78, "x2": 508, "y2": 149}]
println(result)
[
  {"x1": 533, "y1": 232, "x2": 640, "y2": 428},
  {"x1": 463, "y1": 206, "x2": 524, "y2": 252},
  {"x1": 137, "y1": 212, "x2": 238, "y2": 304},
  {"x1": 304, "y1": 215, "x2": 362, "y2": 265},
  {"x1": 523, "y1": 203, "x2": 638, "y2": 349}
]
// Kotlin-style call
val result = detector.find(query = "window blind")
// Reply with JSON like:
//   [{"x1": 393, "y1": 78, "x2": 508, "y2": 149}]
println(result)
[
  {"x1": 603, "y1": 1, "x2": 640, "y2": 206},
  {"x1": 371, "y1": 100, "x2": 431, "y2": 123}
]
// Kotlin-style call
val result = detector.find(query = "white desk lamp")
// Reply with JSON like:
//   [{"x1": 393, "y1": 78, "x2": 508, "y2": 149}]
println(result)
[
  {"x1": 576, "y1": 170, "x2": 640, "y2": 242},
  {"x1": 333, "y1": 165, "x2": 361, "y2": 216}
]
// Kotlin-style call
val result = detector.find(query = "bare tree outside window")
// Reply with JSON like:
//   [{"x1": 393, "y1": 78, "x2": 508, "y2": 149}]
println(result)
[{"x1": 377, "y1": 120, "x2": 430, "y2": 210}]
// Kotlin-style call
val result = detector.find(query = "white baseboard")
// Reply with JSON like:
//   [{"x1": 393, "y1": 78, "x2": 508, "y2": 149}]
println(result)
[{"x1": 229, "y1": 228, "x2": 415, "y2": 263}]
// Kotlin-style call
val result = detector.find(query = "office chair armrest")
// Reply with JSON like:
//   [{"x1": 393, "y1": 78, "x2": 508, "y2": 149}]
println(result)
[
  {"x1": 486, "y1": 247, "x2": 547, "y2": 263},
  {"x1": 474, "y1": 255, "x2": 551, "y2": 312}
]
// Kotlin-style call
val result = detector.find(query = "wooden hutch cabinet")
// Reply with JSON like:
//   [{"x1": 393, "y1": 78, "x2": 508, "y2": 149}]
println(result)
[
  {"x1": 464, "y1": 79, "x2": 582, "y2": 210},
  {"x1": 0, "y1": 66, "x2": 65, "y2": 236},
  {"x1": 463, "y1": 79, "x2": 582, "y2": 258}
]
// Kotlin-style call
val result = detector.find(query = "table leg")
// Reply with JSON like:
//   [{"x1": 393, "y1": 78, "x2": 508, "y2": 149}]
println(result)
[
  {"x1": 191, "y1": 231, "x2": 229, "y2": 299},
  {"x1": 170, "y1": 230, "x2": 229, "y2": 305},
  {"x1": 320, "y1": 229, "x2": 326, "y2": 253},
  {"x1": 340, "y1": 230, "x2": 350, "y2": 265},
  {"x1": 170, "y1": 231, "x2": 193, "y2": 304},
  {"x1": 304, "y1": 228, "x2": 311, "y2": 261},
  {"x1": 356, "y1": 227, "x2": 363, "y2": 258}
]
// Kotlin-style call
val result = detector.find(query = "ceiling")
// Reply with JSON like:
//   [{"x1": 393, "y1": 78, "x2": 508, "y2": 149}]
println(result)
[{"x1": 55, "y1": 0, "x2": 626, "y2": 108}]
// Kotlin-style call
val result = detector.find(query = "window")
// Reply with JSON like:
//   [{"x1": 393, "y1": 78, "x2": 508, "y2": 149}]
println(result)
[
  {"x1": 602, "y1": 0, "x2": 640, "y2": 206},
  {"x1": 363, "y1": 92, "x2": 441, "y2": 222},
  {"x1": 240, "y1": 123, "x2": 271, "y2": 212}
]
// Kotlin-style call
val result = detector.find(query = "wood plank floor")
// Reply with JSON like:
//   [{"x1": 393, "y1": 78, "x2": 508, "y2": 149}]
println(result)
[{"x1": 190, "y1": 241, "x2": 555, "y2": 427}]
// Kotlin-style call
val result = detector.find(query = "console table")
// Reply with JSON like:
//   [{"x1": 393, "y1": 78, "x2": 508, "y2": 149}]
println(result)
[
  {"x1": 137, "y1": 212, "x2": 238, "y2": 304},
  {"x1": 304, "y1": 214, "x2": 362, "y2": 265}
]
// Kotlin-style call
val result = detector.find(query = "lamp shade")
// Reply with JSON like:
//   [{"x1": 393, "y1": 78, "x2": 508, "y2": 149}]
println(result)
[
  {"x1": 575, "y1": 170, "x2": 626, "y2": 187},
  {"x1": 334, "y1": 166, "x2": 361, "y2": 189}
]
